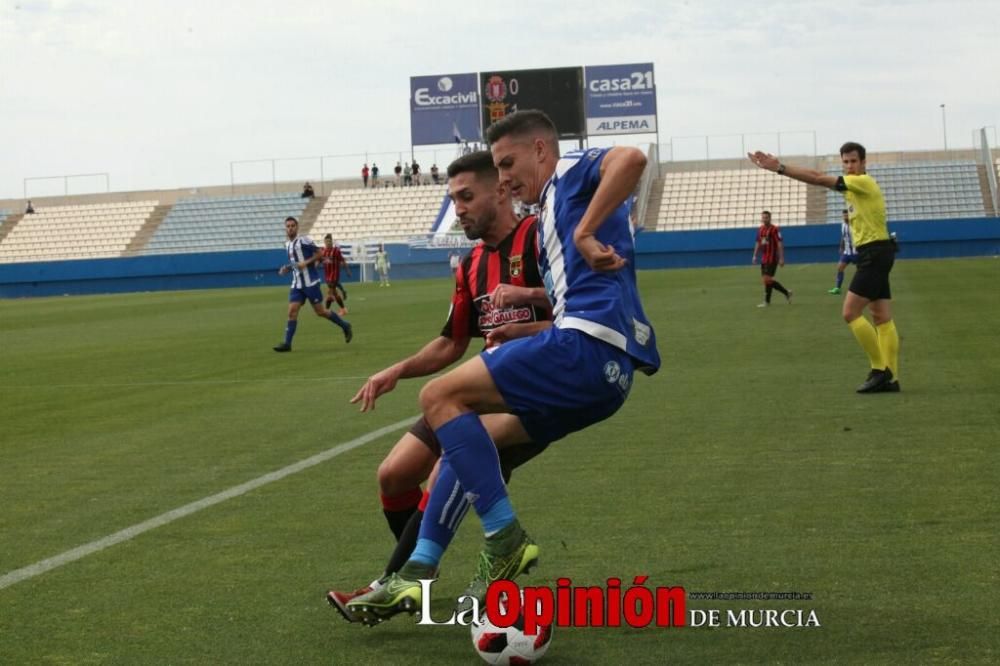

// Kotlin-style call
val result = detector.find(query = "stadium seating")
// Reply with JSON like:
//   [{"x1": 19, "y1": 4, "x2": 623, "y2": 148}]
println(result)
[
  {"x1": 654, "y1": 169, "x2": 808, "y2": 230},
  {"x1": 311, "y1": 184, "x2": 447, "y2": 242},
  {"x1": 823, "y1": 161, "x2": 985, "y2": 222},
  {"x1": 142, "y1": 193, "x2": 308, "y2": 254},
  {"x1": 0, "y1": 202, "x2": 157, "y2": 263}
]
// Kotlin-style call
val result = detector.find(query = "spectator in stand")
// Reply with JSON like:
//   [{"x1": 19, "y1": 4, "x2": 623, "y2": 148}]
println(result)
[
  {"x1": 411, "y1": 160, "x2": 421, "y2": 185},
  {"x1": 403, "y1": 163, "x2": 412, "y2": 186},
  {"x1": 394, "y1": 162, "x2": 403, "y2": 186},
  {"x1": 362, "y1": 164, "x2": 370, "y2": 188},
  {"x1": 430, "y1": 164, "x2": 440, "y2": 184},
  {"x1": 25, "y1": 200, "x2": 35, "y2": 214},
  {"x1": 302, "y1": 182, "x2": 315, "y2": 199},
  {"x1": 372, "y1": 163, "x2": 380, "y2": 187}
]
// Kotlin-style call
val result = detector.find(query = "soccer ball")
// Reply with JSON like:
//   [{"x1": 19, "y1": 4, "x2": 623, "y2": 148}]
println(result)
[{"x1": 470, "y1": 590, "x2": 554, "y2": 665}]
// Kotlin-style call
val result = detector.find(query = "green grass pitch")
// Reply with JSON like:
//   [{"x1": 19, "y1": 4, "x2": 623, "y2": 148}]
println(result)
[{"x1": 1, "y1": 257, "x2": 998, "y2": 664}]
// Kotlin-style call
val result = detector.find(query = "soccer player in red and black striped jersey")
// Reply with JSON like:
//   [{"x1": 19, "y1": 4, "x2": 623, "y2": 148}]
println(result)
[
  {"x1": 327, "y1": 151, "x2": 551, "y2": 622},
  {"x1": 320, "y1": 235, "x2": 350, "y2": 315},
  {"x1": 751, "y1": 210, "x2": 793, "y2": 307}
]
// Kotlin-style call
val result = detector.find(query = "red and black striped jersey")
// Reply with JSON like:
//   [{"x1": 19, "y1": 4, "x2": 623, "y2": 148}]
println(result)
[
  {"x1": 756, "y1": 224, "x2": 783, "y2": 265},
  {"x1": 441, "y1": 216, "x2": 549, "y2": 342},
  {"x1": 320, "y1": 245, "x2": 344, "y2": 282}
]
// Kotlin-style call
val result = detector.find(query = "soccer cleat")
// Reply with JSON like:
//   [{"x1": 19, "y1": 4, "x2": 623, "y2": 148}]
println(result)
[
  {"x1": 346, "y1": 563, "x2": 434, "y2": 626},
  {"x1": 327, "y1": 584, "x2": 376, "y2": 623},
  {"x1": 879, "y1": 380, "x2": 901, "y2": 393},
  {"x1": 343, "y1": 324, "x2": 353, "y2": 343},
  {"x1": 756, "y1": 302, "x2": 769, "y2": 308},
  {"x1": 856, "y1": 368, "x2": 893, "y2": 394},
  {"x1": 456, "y1": 521, "x2": 539, "y2": 613},
  {"x1": 785, "y1": 290, "x2": 793, "y2": 304},
  {"x1": 828, "y1": 287, "x2": 842, "y2": 295},
  {"x1": 273, "y1": 343, "x2": 292, "y2": 352}
]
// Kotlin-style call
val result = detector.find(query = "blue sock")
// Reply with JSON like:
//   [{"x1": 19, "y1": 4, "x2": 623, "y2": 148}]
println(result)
[
  {"x1": 434, "y1": 413, "x2": 514, "y2": 535},
  {"x1": 283, "y1": 320, "x2": 297, "y2": 346},
  {"x1": 327, "y1": 310, "x2": 348, "y2": 330},
  {"x1": 410, "y1": 460, "x2": 472, "y2": 566},
  {"x1": 836, "y1": 271, "x2": 844, "y2": 289}
]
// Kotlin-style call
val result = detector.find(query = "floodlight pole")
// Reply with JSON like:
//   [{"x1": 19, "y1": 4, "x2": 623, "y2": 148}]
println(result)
[{"x1": 940, "y1": 104, "x2": 948, "y2": 151}]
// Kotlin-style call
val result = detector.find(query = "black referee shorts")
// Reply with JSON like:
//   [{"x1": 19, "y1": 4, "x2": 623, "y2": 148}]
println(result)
[
  {"x1": 407, "y1": 416, "x2": 549, "y2": 480},
  {"x1": 849, "y1": 240, "x2": 895, "y2": 301}
]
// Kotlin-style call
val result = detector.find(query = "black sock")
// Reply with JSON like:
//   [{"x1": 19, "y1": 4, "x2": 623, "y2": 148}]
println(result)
[
  {"x1": 384, "y1": 509, "x2": 423, "y2": 576},
  {"x1": 765, "y1": 285, "x2": 773, "y2": 303},
  {"x1": 772, "y1": 281, "x2": 789, "y2": 297},
  {"x1": 383, "y1": 504, "x2": 419, "y2": 541}
]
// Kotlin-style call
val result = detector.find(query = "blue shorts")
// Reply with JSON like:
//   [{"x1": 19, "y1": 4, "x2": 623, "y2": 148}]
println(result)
[
  {"x1": 481, "y1": 326, "x2": 634, "y2": 446},
  {"x1": 840, "y1": 253, "x2": 858, "y2": 265},
  {"x1": 289, "y1": 284, "x2": 324, "y2": 305}
]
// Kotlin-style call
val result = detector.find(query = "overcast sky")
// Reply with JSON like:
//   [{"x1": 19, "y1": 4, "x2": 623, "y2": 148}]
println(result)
[{"x1": 1, "y1": 0, "x2": 997, "y2": 200}]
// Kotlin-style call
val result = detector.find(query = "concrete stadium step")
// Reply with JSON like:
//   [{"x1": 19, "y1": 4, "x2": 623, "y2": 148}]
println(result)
[
  {"x1": 299, "y1": 195, "x2": 327, "y2": 236},
  {"x1": 0, "y1": 213, "x2": 25, "y2": 245},
  {"x1": 124, "y1": 204, "x2": 172, "y2": 254}
]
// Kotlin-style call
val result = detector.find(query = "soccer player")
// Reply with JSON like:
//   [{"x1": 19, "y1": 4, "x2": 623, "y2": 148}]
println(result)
[
  {"x1": 374, "y1": 244, "x2": 391, "y2": 287},
  {"x1": 828, "y1": 209, "x2": 857, "y2": 295},
  {"x1": 751, "y1": 210, "x2": 792, "y2": 307},
  {"x1": 326, "y1": 151, "x2": 552, "y2": 622},
  {"x1": 273, "y1": 217, "x2": 352, "y2": 352},
  {"x1": 347, "y1": 110, "x2": 660, "y2": 624},
  {"x1": 748, "y1": 142, "x2": 900, "y2": 393},
  {"x1": 320, "y1": 234, "x2": 350, "y2": 315}
]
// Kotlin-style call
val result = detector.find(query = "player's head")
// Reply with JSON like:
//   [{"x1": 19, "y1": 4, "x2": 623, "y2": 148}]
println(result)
[
  {"x1": 486, "y1": 109, "x2": 559, "y2": 205},
  {"x1": 323, "y1": 233, "x2": 333, "y2": 247},
  {"x1": 447, "y1": 150, "x2": 511, "y2": 244},
  {"x1": 284, "y1": 216, "x2": 298, "y2": 239},
  {"x1": 841, "y1": 209, "x2": 849, "y2": 222},
  {"x1": 761, "y1": 210, "x2": 772, "y2": 226},
  {"x1": 840, "y1": 141, "x2": 866, "y2": 176}
]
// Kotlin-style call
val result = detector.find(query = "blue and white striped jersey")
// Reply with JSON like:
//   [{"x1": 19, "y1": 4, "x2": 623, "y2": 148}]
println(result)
[
  {"x1": 841, "y1": 221, "x2": 856, "y2": 255},
  {"x1": 285, "y1": 235, "x2": 321, "y2": 289},
  {"x1": 538, "y1": 147, "x2": 660, "y2": 374}
]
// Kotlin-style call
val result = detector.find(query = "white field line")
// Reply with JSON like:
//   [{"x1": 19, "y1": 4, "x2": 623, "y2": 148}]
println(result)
[{"x1": 0, "y1": 416, "x2": 417, "y2": 592}]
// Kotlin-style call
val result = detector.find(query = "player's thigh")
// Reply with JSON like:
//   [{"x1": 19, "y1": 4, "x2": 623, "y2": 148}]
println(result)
[
  {"x1": 419, "y1": 355, "x2": 507, "y2": 416},
  {"x1": 377, "y1": 432, "x2": 438, "y2": 494},
  {"x1": 481, "y1": 413, "x2": 532, "y2": 450}
]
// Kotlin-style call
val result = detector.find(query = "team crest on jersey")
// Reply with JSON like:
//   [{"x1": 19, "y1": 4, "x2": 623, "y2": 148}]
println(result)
[
  {"x1": 509, "y1": 254, "x2": 522, "y2": 277},
  {"x1": 603, "y1": 361, "x2": 621, "y2": 383}
]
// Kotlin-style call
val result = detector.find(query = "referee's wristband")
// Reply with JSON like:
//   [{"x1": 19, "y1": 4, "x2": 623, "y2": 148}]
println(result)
[{"x1": 776, "y1": 164, "x2": 786, "y2": 175}]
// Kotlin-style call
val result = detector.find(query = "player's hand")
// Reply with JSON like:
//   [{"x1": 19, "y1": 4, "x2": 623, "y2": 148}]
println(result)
[
  {"x1": 485, "y1": 324, "x2": 515, "y2": 348},
  {"x1": 491, "y1": 284, "x2": 529, "y2": 309},
  {"x1": 297, "y1": 261, "x2": 308, "y2": 270},
  {"x1": 779, "y1": 259, "x2": 785, "y2": 267},
  {"x1": 751, "y1": 255, "x2": 756, "y2": 264},
  {"x1": 278, "y1": 265, "x2": 289, "y2": 275},
  {"x1": 574, "y1": 231, "x2": 626, "y2": 272},
  {"x1": 748, "y1": 151, "x2": 780, "y2": 172},
  {"x1": 350, "y1": 368, "x2": 400, "y2": 412}
]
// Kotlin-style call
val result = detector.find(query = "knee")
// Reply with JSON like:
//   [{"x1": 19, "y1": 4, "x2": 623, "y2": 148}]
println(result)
[
  {"x1": 377, "y1": 458, "x2": 405, "y2": 496},
  {"x1": 419, "y1": 378, "x2": 446, "y2": 417}
]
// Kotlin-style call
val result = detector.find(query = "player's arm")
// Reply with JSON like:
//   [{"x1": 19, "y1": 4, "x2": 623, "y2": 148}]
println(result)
[
  {"x1": 573, "y1": 146, "x2": 647, "y2": 271},
  {"x1": 747, "y1": 151, "x2": 839, "y2": 189},
  {"x1": 490, "y1": 284, "x2": 550, "y2": 309},
  {"x1": 485, "y1": 320, "x2": 552, "y2": 347},
  {"x1": 340, "y1": 253, "x2": 352, "y2": 277},
  {"x1": 350, "y1": 335, "x2": 471, "y2": 412},
  {"x1": 751, "y1": 239, "x2": 760, "y2": 263},
  {"x1": 777, "y1": 236, "x2": 785, "y2": 266}
]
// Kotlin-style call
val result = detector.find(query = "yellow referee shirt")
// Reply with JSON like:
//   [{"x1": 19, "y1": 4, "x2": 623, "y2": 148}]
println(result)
[{"x1": 837, "y1": 174, "x2": 889, "y2": 247}]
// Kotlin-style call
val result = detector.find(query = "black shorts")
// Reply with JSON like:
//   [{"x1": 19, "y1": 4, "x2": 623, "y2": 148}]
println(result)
[
  {"x1": 760, "y1": 262, "x2": 778, "y2": 277},
  {"x1": 849, "y1": 240, "x2": 894, "y2": 301},
  {"x1": 407, "y1": 416, "x2": 549, "y2": 479}
]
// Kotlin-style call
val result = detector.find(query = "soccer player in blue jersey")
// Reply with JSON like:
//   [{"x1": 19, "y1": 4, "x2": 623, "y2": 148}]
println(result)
[
  {"x1": 828, "y1": 209, "x2": 857, "y2": 295},
  {"x1": 273, "y1": 216, "x2": 352, "y2": 352},
  {"x1": 348, "y1": 110, "x2": 660, "y2": 625}
]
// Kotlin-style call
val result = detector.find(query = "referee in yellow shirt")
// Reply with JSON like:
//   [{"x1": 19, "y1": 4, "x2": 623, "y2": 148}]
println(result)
[{"x1": 748, "y1": 142, "x2": 900, "y2": 393}]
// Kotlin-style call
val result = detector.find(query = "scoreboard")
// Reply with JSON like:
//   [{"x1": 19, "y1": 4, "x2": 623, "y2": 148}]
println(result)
[{"x1": 479, "y1": 67, "x2": 585, "y2": 139}]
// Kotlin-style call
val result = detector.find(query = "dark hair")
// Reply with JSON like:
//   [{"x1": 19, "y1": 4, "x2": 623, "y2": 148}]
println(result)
[
  {"x1": 447, "y1": 150, "x2": 498, "y2": 180},
  {"x1": 323, "y1": 233, "x2": 332, "y2": 240},
  {"x1": 841, "y1": 209, "x2": 849, "y2": 214},
  {"x1": 839, "y1": 141, "x2": 866, "y2": 160},
  {"x1": 485, "y1": 109, "x2": 558, "y2": 146},
  {"x1": 762, "y1": 210, "x2": 772, "y2": 218},
  {"x1": 285, "y1": 216, "x2": 298, "y2": 224}
]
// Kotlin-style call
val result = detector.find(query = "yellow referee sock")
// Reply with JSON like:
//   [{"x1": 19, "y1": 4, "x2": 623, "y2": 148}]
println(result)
[
  {"x1": 848, "y1": 316, "x2": 884, "y2": 370},
  {"x1": 876, "y1": 320, "x2": 900, "y2": 380}
]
